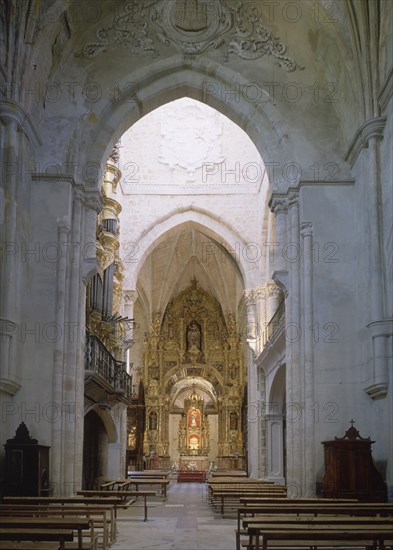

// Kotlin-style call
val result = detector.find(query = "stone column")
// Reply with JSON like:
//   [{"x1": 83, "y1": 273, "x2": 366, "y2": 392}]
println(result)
[
  {"x1": 287, "y1": 192, "x2": 304, "y2": 497},
  {"x1": 269, "y1": 197, "x2": 289, "y2": 276},
  {"x1": 254, "y1": 288, "x2": 266, "y2": 353},
  {"x1": 51, "y1": 218, "x2": 70, "y2": 490},
  {"x1": 366, "y1": 133, "x2": 390, "y2": 398},
  {"x1": 301, "y1": 222, "x2": 315, "y2": 496},
  {"x1": 244, "y1": 290, "x2": 257, "y2": 352},
  {"x1": 72, "y1": 191, "x2": 102, "y2": 491},
  {"x1": 0, "y1": 119, "x2": 19, "y2": 395},
  {"x1": 257, "y1": 368, "x2": 267, "y2": 478},
  {"x1": 62, "y1": 188, "x2": 84, "y2": 493},
  {"x1": 124, "y1": 290, "x2": 137, "y2": 356}
]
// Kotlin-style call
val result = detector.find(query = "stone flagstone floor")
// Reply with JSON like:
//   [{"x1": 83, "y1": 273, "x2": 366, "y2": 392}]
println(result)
[{"x1": 112, "y1": 481, "x2": 236, "y2": 550}]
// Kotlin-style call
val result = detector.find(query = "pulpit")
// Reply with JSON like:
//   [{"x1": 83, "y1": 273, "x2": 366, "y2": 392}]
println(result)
[{"x1": 321, "y1": 421, "x2": 387, "y2": 502}]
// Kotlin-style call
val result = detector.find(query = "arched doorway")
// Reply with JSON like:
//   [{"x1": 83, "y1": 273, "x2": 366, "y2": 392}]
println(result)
[
  {"x1": 82, "y1": 407, "x2": 117, "y2": 489},
  {"x1": 266, "y1": 364, "x2": 286, "y2": 484}
]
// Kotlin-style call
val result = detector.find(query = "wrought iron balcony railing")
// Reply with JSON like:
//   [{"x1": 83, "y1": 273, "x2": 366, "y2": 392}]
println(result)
[
  {"x1": 85, "y1": 333, "x2": 133, "y2": 399},
  {"x1": 266, "y1": 298, "x2": 285, "y2": 343}
]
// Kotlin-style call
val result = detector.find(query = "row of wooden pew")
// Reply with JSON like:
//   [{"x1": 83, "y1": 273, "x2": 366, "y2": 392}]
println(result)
[
  {"x1": 236, "y1": 499, "x2": 393, "y2": 550},
  {"x1": 207, "y1": 477, "x2": 287, "y2": 515},
  {"x1": 0, "y1": 471, "x2": 169, "y2": 549},
  {"x1": 206, "y1": 474, "x2": 393, "y2": 550},
  {"x1": 0, "y1": 497, "x2": 117, "y2": 550}
]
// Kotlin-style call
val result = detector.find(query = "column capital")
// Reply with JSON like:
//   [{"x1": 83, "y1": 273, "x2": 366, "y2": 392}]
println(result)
[
  {"x1": 287, "y1": 191, "x2": 299, "y2": 208},
  {"x1": 264, "y1": 281, "x2": 282, "y2": 299},
  {"x1": 57, "y1": 217, "x2": 71, "y2": 234},
  {"x1": 83, "y1": 190, "x2": 104, "y2": 212},
  {"x1": 124, "y1": 290, "x2": 138, "y2": 306},
  {"x1": 269, "y1": 196, "x2": 288, "y2": 215},
  {"x1": 243, "y1": 289, "x2": 256, "y2": 306},
  {"x1": 300, "y1": 222, "x2": 313, "y2": 238}
]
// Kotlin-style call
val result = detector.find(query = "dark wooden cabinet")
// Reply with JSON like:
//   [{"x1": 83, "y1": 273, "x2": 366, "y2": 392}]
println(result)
[
  {"x1": 322, "y1": 422, "x2": 386, "y2": 502},
  {"x1": 4, "y1": 422, "x2": 50, "y2": 496}
]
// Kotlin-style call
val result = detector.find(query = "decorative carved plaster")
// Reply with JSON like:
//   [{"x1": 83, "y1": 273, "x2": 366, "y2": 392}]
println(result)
[
  {"x1": 345, "y1": 117, "x2": 386, "y2": 167},
  {"x1": 81, "y1": 1, "x2": 157, "y2": 58},
  {"x1": 227, "y1": 2, "x2": 302, "y2": 71},
  {"x1": 81, "y1": 0, "x2": 302, "y2": 72},
  {"x1": 151, "y1": 0, "x2": 232, "y2": 55}
]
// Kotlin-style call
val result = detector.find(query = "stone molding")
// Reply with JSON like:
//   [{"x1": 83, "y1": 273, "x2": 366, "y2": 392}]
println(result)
[
  {"x1": 345, "y1": 117, "x2": 387, "y2": 167},
  {"x1": 0, "y1": 99, "x2": 41, "y2": 149},
  {"x1": 379, "y1": 67, "x2": 393, "y2": 112}
]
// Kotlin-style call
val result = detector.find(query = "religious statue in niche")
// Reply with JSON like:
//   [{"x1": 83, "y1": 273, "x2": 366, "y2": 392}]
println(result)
[
  {"x1": 230, "y1": 363, "x2": 239, "y2": 380},
  {"x1": 229, "y1": 411, "x2": 238, "y2": 431},
  {"x1": 149, "y1": 411, "x2": 158, "y2": 430},
  {"x1": 187, "y1": 321, "x2": 201, "y2": 350},
  {"x1": 188, "y1": 407, "x2": 201, "y2": 428}
]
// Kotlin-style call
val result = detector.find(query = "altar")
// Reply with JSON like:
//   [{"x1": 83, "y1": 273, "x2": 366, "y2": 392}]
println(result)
[{"x1": 178, "y1": 456, "x2": 210, "y2": 471}]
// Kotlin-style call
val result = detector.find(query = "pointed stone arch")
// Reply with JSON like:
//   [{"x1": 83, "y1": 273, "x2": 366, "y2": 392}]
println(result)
[{"x1": 125, "y1": 207, "x2": 261, "y2": 290}]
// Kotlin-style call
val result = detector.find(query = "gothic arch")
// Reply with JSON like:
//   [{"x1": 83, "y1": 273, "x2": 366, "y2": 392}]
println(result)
[
  {"x1": 84, "y1": 404, "x2": 118, "y2": 444},
  {"x1": 69, "y1": 61, "x2": 350, "y2": 193},
  {"x1": 126, "y1": 208, "x2": 261, "y2": 290}
]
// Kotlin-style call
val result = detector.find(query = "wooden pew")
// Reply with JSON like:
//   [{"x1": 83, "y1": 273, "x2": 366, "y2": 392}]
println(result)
[
  {"x1": 207, "y1": 480, "x2": 286, "y2": 514},
  {"x1": 236, "y1": 502, "x2": 393, "y2": 550},
  {"x1": 245, "y1": 522, "x2": 393, "y2": 550},
  {"x1": 127, "y1": 470, "x2": 171, "y2": 479},
  {"x1": 0, "y1": 543, "x2": 60, "y2": 550},
  {"x1": 236, "y1": 498, "x2": 359, "y2": 550},
  {"x1": 0, "y1": 505, "x2": 111, "y2": 549},
  {"x1": 76, "y1": 490, "x2": 156, "y2": 521},
  {"x1": 211, "y1": 487, "x2": 287, "y2": 516},
  {"x1": 1, "y1": 498, "x2": 117, "y2": 544},
  {"x1": 0, "y1": 529, "x2": 73, "y2": 550},
  {"x1": 0, "y1": 518, "x2": 93, "y2": 550},
  {"x1": 126, "y1": 478, "x2": 170, "y2": 500}
]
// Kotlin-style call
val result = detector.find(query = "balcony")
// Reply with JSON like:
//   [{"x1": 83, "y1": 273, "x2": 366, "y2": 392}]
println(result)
[
  {"x1": 85, "y1": 333, "x2": 133, "y2": 404},
  {"x1": 266, "y1": 298, "x2": 285, "y2": 343}
]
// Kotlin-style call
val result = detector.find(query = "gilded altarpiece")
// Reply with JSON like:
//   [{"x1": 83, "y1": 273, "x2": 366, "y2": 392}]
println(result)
[{"x1": 143, "y1": 279, "x2": 246, "y2": 467}]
